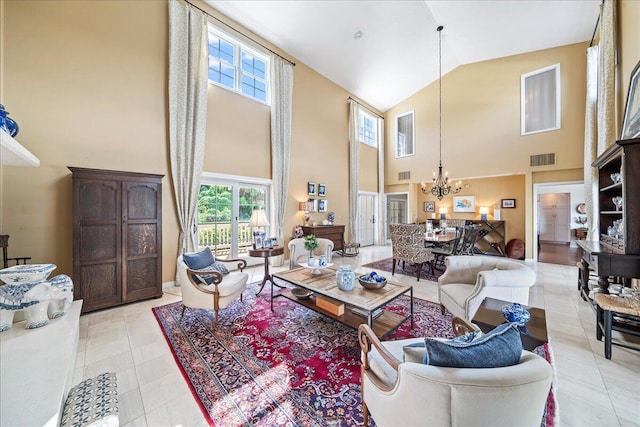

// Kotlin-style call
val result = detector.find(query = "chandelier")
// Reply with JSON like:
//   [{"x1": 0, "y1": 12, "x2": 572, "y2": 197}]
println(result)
[{"x1": 421, "y1": 25, "x2": 462, "y2": 200}]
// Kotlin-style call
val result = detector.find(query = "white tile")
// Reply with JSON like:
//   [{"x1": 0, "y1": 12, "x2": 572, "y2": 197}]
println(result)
[
  {"x1": 83, "y1": 350, "x2": 134, "y2": 378},
  {"x1": 139, "y1": 372, "x2": 190, "y2": 412},
  {"x1": 117, "y1": 367, "x2": 140, "y2": 395},
  {"x1": 144, "y1": 404, "x2": 171, "y2": 427},
  {"x1": 119, "y1": 388, "x2": 145, "y2": 426},
  {"x1": 135, "y1": 354, "x2": 178, "y2": 386},
  {"x1": 121, "y1": 415, "x2": 148, "y2": 427},
  {"x1": 165, "y1": 392, "x2": 206, "y2": 426}
]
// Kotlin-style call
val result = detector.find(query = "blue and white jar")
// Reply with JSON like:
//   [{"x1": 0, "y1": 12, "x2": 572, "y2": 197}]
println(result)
[{"x1": 336, "y1": 265, "x2": 355, "y2": 291}]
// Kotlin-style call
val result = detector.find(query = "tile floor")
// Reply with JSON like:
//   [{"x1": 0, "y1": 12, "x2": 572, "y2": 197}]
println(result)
[{"x1": 74, "y1": 245, "x2": 640, "y2": 427}]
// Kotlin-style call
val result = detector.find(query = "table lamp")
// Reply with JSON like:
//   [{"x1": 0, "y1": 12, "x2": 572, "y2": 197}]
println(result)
[
  {"x1": 299, "y1": 202, "x2": 314, "y2": 226},
  {"x1": 249, "y1": 209, "x2": 270, "y2": 248},
  {"x1": 439, "y1": 207, "x2": 447, "y2": 220},
  {"x1": 480, "y1": 206, "x2": 489, "y2": 221}
]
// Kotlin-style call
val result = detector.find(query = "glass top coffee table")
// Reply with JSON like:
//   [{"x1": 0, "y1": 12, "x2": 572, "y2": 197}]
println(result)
[{"x1": 272, "y1": 266, "x2": 413, "y2": 338}]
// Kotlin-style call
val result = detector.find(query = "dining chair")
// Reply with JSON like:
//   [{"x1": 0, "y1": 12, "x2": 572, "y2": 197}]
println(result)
[{"x1": 1, "y1": 235, "x2": 32, "y2": 269}]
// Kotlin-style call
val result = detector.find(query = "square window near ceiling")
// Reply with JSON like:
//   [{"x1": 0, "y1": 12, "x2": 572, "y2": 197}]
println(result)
[
  {"x1": 521, "y1": 64, "x2": 561, "y2": 135},
  {"x1": 358, "y1": 110, "x2": 378, "y2": 148},
  {"x1": 207, "y1": 24, "x2": 270, "y2": 104}
]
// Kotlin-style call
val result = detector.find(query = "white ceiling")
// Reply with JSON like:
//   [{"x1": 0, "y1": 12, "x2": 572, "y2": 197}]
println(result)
[{"x1": 205, "y1": 0, "x2": 600, "y2": 112}]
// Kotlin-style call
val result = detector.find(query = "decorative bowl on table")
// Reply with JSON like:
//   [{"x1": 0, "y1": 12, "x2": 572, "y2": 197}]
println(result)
[
  {"x1": 0, "y1": 264, "x2": 56, "y2": 285},
  {"x1": 291, "y1": 288, "x2": 313, "y2": 300},
  {"x1": 501, "y1": 303, "x2": 531, "y2": 326},
  {"x1": 358, "y1": 272, "x2": 387, "y2": 290}
]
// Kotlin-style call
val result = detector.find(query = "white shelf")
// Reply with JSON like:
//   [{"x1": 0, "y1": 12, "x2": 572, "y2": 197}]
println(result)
[{"x1": 0, "y1": 128, "x2": 40, "y2": 167}]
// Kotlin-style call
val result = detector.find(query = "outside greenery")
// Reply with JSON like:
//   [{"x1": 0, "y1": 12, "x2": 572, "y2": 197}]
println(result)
[{"x1": 197, "y1": 184, "x2": 267, "y2": 254}]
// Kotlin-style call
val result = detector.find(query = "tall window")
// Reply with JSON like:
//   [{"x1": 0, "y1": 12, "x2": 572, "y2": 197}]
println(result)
[
  {"x1": 396, "y1": 111, "x2": 414, "y2": 157},
  {"x1": 359, "y1": 110, "x2": 378, "y2": 147},
  {"x1": 521, "y1": 64, "x2": 561, "y2": 135},
  {"x1": 207, "y1": 25, "x2": 269, "y2": 104}
]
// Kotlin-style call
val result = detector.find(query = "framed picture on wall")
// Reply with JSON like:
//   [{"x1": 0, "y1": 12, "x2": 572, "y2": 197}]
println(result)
[
  {"x1": 318, "y1": 183, "x2": 326, "y2": 197},
  {"x1": 424, "y1": 201, "x2": 435, "y2": 212},
  {"x1": 453, "y1": 195, "x2": 475, "y2": 212},
  {"x1": 318, "y1": 199, "x2": 328, "y2": 212},
  {"x1": 308, "y1": 198, "x2": 317, "y2": 212},
  {"x1": 621, "y1": 59, "x2": 640, "y2": 139},
  {"x1": 308, "y1": 182, "x2": 316, "y2": 196},
  {"x1": 501, "y1": 199, "x2": 516, "y2": 209}
]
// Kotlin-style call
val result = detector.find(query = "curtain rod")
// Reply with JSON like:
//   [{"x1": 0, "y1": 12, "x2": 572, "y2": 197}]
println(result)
[
  {"x1": 183, "y1": 0, "x2": 296, "y2": 66},
  {"x1": 348, "y1": 96, "x2": 384, "y2": 119}
]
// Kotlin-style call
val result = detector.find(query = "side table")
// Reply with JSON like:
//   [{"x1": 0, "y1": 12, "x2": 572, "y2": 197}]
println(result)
[
  {"x1": 249, "y1": 246, "x2": 284, "y2": 295},
  {"x1": 471, "y1": 297, "x2": 548, "y2": 351},
  {"x1": 595, "y1": 293, "x2": 640, "y2": 359}
]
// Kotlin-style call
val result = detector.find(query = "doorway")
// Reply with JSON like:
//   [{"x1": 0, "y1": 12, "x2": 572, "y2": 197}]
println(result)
[
  {"x1": 533, "y1": 182, "x2": 584, "y2": 265},
  {"x1": 198, "y1": 174, "x2": 270, "y2": 266},
  {"x1": 385, "y1": 193, "x2": 408, "y2": 241},
  {"x1": 357, "y1": 193, "x2": 377, "y2": 247}
]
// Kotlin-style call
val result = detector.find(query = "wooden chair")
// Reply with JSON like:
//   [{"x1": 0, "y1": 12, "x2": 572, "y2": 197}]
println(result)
[{"x1": 1, "y1": 235, "x2": 31, "y2": 269}]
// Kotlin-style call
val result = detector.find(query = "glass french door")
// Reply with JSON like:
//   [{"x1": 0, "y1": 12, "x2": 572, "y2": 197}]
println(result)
[
  {"x1": 385, "y1": 193, "x2": 408, "y2": 241},
  {"x1": 197, "y1": 178, "x2": 268, "y2": 264},
  {"x1": 357, "y1": 193, "x2": 376, "y2": 247}
]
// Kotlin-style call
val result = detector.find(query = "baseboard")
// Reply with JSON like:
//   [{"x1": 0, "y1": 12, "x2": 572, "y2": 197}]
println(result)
[{"x1": 163, "y1": 280, "x2": 176, "y2": 290}]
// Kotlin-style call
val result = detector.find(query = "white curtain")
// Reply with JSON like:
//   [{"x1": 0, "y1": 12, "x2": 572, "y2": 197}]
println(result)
[
  {"x1": 597, "y1": 0, "x2": 616, "y2": 155},
  {"x1": 348, "y1": 99, "x2": 359, "y2": 243},
  {"x1": 168, "y1": 0, "x2": 209, "y2": 255},
  {"x1": 584, "y1": 46, "x2": 599, "y2": 240},
  {"x1": 270, "y1": 56, "x2": 294, "y2": 244}
]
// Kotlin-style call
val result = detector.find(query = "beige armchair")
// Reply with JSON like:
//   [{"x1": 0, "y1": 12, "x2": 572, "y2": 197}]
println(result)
[
  {"x1": 358, "y1": 323, "x2": 552, "y2": 427},
  {"x1": 176, "y1": 253, "x2": 249, "y2": 322},
  {"x1": 287, "y1": 237, "x2": 334, "y2": 269},
  {"x1": 438, "y1": 255, "x2": 536, "y2": 320},
  {"x1": 389, "y1": 223, "x2": 435, "y2": 281}
]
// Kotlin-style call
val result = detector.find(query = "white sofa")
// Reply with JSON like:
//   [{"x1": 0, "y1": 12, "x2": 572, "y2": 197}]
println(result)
[
  {"x1": 359, "y1": 324, "x2": 553, "y2": 427},
  {"x1": 438, "y1": 255, "x2": 537, "y2": 320}
]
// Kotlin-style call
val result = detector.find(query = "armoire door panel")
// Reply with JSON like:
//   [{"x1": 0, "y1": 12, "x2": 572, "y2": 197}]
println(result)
[
  {"x1": 125, "y1": 258, "x2": 159, "y2": 299},
  {"x1": 80, "y1": 263, "x2": 121, "y2": 308},
  {"x1": 126, "y1": 224, "x2": 158, "y2": 256},
  {"x1": 80, "y1": 224, "x2": 119, "y2": 261},
  {"x1": 126, "y1": 183, "x2": 159, "y2": 220},
  {"x1": 78, "y1": 181, "x2": 119, "y2": 221}
]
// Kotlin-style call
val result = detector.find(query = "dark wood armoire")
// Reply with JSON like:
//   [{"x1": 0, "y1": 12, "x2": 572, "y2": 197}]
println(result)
[{"x1": 69, "y1": 167, "x2": 163, "y2": 313}]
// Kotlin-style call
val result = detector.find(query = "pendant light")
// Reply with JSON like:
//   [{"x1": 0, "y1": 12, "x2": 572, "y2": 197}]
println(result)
[{"x1": 421, "y1": 25, "x2": 462, "y2": 200}]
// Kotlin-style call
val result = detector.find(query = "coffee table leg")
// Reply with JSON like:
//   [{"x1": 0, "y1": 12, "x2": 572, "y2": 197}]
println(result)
[{"x1": 368, "y1": 312, "x2": 373, "y2": 329}]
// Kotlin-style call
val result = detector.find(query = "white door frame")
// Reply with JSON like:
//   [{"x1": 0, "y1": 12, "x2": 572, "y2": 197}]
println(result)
[
  {"x1": 384, "y1": 192, "x2": 410, "y2": 242},
  {"x1": 358, "y1": 191, "x2": 378, "y2": 246},
  {"x1": 532, "y1": 180, "x2": 582, "y2": 262}
]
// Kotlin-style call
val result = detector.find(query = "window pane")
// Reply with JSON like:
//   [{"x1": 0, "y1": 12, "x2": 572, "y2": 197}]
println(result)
[
  {"x1": 396, "y1": 112, "x2": 414, "y2": 156},
  {"x1": 521, "y1": 64, "x2": 560, "y2": 135}
]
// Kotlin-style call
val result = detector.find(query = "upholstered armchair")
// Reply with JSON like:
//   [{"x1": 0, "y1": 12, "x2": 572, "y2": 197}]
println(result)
[
  {"x1": 389, "y1": 223, "x2": 435, "y2": 281},
  {"x1": 176, "y1": 248, "x2": 249, "y2": 322},
  {"x1": 287, "y1": 237, "x2": 334, "y2": 269},
  {"x1": 438, "y1": 255, "x2": 537, "y2": 320},
  {"x1": 358, "y1": 323, "x2": 552, "y2": 427}
]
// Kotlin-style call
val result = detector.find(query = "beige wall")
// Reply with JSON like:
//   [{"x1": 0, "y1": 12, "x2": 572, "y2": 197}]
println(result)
[
  {"x1": 418, "y1": 174, "x2": 526, "y2": 245},
  {"x1": 0, "y1": 0, "x2": 380, "y2": 283},
  {"x1": 618, "y1": 0, "x2": 640, "y2": 129}
]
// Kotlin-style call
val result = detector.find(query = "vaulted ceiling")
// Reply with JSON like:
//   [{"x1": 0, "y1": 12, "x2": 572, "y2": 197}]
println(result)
[{"x1": 206, "y1": 0, "x2": 600, "y2": 112}]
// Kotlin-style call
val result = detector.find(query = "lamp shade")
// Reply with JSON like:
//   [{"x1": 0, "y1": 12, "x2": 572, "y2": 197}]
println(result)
[
  {"x1": 479, "y1": 207, "x2": 489, "y2": 215},
  {"x1": 249, "y1": 209, "x2": 270, "y2": 227},
  {"x1": 438, "y1": 207, "x2": 447, "y2": 214}
]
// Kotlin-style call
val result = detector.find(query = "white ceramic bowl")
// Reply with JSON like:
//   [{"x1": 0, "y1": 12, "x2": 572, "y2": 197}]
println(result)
[{"x1": 0, "y1": 264, "x2": 57, "y2": 285}]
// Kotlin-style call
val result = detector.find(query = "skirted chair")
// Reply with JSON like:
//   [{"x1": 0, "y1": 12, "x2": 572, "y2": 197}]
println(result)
[
  {"x1": 287, "y1": 237, "x2": 334, "y2": 269},
  {"x1": 176, "y1": 247, "x2": 249, "y2": 322},
  {"x1": 358, "y1": 322, "x2": 553, "y2": 427},
  {"x1": 438, "y1": 255, "x2": 537, "y2": 320},
  {"x1": 389, "y1": 223, "x2": 435, "y2": 281}
]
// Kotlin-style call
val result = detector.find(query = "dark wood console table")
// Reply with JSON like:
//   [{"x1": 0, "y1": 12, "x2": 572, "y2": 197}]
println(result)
[
  {"x1": 576, "y1": 240, "x2": 640, "y2": 299},
  {"x1": 302, "y1": 225, "x2": 345, "y2": 253}
]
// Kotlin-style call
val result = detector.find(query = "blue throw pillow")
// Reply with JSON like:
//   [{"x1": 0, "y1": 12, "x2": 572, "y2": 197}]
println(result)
[
  {"x1": 183, "y1": 248, "x2": 215, "y2": 270},
  {"x1": 423, "y1": 322, "x2": 522, "y2": 368}
]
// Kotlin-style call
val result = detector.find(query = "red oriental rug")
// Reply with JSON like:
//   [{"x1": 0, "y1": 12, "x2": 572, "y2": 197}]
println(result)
[{"x1": 152, "y1": 281, "x2": 556, "y2": 426}]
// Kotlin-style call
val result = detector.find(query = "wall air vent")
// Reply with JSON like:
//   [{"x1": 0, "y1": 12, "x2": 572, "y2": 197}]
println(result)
[
  {"x1": 530, "y1": 153, "x2": 556, "y2": 167},
  {"x1": 398, "y1": 171, "x2": 411, "y2": 180}
]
